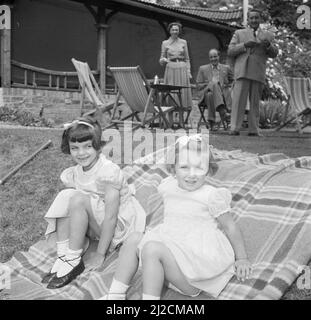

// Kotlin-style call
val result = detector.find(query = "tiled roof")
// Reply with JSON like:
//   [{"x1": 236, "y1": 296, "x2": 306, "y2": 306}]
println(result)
[
  {"x1": 176, "y1": 7, "x2": 243, "y2": 23},
  {"x1": 136, "y1": 0, "x2": 243, "y2": 25}
]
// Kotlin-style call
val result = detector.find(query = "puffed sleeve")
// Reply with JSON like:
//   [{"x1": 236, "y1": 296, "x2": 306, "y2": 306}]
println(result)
[
  {"x1": 207, "y1": 187, "x2": 232, "y2": 218},
  {"x1": 96, "y1": 163, "x2": 123, "y2": 191},
  {"x1": 60, "y1": 167, "x2": 76, "y2": 188}
]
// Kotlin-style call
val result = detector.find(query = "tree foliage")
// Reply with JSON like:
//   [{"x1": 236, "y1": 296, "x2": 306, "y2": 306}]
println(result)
[{"x1": 256, "y1": 0, "x2": 311, "y2": 43}]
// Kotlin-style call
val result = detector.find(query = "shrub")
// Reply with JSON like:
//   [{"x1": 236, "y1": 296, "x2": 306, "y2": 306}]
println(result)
[
  {"x1": 0, "y1": 106, "x2": 53, "y2": 127},
  {"x1": 259, "y1": 99, "x2": 285, "y2": 129},
  {"x1": 261, "y1": 25, "x2": 308, "y2": 103}
]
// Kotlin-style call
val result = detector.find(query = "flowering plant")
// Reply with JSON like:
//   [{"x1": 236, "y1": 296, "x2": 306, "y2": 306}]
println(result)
[{"x1": 262, "y1": 24, "x2": 309, "y2": 102}]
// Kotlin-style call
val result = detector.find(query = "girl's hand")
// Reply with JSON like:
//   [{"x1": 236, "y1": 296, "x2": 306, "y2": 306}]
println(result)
[
  {"x1": 85, "y1": 252, "x2": 105, "y2": 271},
  {"x1": 235, "y1": 259, "x2": 252, "y2": 282}
]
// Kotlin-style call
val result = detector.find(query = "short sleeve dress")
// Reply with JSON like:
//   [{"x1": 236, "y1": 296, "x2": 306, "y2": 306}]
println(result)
[
  {"x1": 138, "y1": 175, "x2": 235, "y2": 298},
  {"x1": 44, "y1": 154, "x2": 146, "y2": 250},
  {"x1": 160, "y1": 37, "x2": 193, "y2": 109}
]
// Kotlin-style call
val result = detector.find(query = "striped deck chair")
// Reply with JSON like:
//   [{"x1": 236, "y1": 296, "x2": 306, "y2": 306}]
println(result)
[
  {"x1": 105, "y1": 66, "x2": 175, "y2": 131},
  {"x1": 71, "y1": 58, "x2": 114, "y2": 118},
  {"x1": 276, "y1": 76, "x2": 311, "y2": 134}
]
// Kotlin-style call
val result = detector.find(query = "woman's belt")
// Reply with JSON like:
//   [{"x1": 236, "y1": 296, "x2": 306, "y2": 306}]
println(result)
[{"x1": 169, "y1": 58, "x2": 185, "y2": 62}]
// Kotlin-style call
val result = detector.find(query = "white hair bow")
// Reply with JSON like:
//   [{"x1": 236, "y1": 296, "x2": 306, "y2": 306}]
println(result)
[
  {"x1": 166, "y1": 133, "x2": 210, "y2": 166},
  {"x1": 63, "y1": 120, "x2": 94, "y2": 130}
]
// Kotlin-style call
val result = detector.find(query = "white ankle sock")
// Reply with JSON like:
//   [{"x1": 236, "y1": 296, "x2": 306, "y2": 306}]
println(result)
[
  {"x1": 142, "y1": 293, "x2": 160, "y2": 300},
  {"x1": 56, "y1": 247, "x2": 82, "y2": 278},
  {"x1": 50, "y1": 239, "x2": 69, "y2": 273},
  {"x1": 105, "y1": 278, "x2": 129, "y2": 300},
  {"x1": 57, "y1": 239, "x2": 69, "y2": 256}
]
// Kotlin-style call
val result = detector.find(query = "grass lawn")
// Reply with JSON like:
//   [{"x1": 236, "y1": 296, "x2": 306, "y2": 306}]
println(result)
[{"x1": 0, "y1": 125, "x2": 311, "y2": 299}]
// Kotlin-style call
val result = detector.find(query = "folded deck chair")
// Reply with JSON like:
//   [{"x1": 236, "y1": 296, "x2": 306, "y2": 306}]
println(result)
[
  {"x1": 71, "y1": 58, "x2": 114, "y2": 118},
  {"x1": 105, "y1": 66, "x2": 175, "y2": 131},
  {"x1": 276, "y1": 77, "x2": 311, "y2": 134}
]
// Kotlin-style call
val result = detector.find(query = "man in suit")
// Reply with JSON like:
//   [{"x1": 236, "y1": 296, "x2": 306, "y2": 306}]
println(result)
[
  {"x1": 228, "y1": 8, "x2": 278, "y2": 136},
  {"x1": 196, "y1": 49, "x2": 233, "y2": 130}
]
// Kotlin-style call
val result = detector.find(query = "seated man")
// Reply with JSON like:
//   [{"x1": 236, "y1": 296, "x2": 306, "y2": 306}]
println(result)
[{"x1": 196, "y1": 49, "x2": 233, "y2": 130}]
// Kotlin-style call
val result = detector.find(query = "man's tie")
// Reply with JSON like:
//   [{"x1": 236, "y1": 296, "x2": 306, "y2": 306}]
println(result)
[{"x1": 251, "y1": 29, "x2": 257, "y2": 53}]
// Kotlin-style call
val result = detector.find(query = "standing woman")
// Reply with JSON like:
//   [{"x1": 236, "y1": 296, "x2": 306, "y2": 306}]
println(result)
[{"x1": 160, "y1": 22, "x2": 193, "y2": 120}]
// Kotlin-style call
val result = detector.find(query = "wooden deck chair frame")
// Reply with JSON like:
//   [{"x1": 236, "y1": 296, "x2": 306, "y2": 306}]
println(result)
[
  {"x1": 276, "y1": 76, "x2": 311, "y2": 134},
  {"x1": 71, "y1": 58, "x2": 114, "y2": 118},
  {"x1": 105, "y1": 66, "x2": 175, "y2": 131}
]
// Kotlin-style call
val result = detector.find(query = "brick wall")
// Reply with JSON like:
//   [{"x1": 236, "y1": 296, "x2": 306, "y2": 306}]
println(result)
[
  {"x1": 0, "y1": 87, "x2": 119, "y2": 127},
  {"x1": 0, "y1": 87, "x2": 83, "y2": 125},
  {"x1": 0, "y1": 87, "x2": 207, "y2": 129}
]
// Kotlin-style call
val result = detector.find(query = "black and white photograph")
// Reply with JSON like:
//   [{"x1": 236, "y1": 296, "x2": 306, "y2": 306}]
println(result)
[{"x1": 1, "y1": 0, "x2": 311, "y2": 306}]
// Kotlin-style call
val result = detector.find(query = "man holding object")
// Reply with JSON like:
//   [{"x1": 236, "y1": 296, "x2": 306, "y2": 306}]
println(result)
[{"x1": 228, "y1": 8, "x2": 278, "y2": 136}]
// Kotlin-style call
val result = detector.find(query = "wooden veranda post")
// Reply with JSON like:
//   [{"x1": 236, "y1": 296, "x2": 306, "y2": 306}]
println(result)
[
  {"x1": 243, "y1": 0, "x2": 249, "y2": 27},
  {"x1": 96, "y1": 7, "x2": 108, "y2": 95},
  {"x1": 0, "y1": 5, "x2": 11, "y2": 87}
]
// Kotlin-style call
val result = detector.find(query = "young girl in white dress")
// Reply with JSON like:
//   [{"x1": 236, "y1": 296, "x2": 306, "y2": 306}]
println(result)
[
  {"x1": 100, "y1": 134, "x2": 252, "y2": 300},
  {"x1": 42, "y1": 116, "x2": 146, "y2": 289}
]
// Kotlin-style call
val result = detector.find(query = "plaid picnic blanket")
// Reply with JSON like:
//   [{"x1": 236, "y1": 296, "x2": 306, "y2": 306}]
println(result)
[{"x1": 1, "y1": 147, "x2": 311, "y2": 300}]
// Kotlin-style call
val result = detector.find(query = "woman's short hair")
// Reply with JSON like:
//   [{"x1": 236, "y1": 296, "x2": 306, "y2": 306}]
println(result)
[
  {"x1": 167, "y1": 21, "x2": 183, "y2": 34},
  {"x1": 61, "y1": 116, "x2": 104, "y2": 154},
  {"x1": 166, "y1": 139, "x2": 218, "y2": 176}
]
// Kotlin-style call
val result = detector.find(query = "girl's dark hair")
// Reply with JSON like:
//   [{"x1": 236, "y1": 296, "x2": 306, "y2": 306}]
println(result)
[
  {"x1": 166, "y1": 140, "x2": 218, "y2": 176},
  {"x1": 61, "y1": 116, "x2": 103, "y2": 154},
  {"x1": 167, "y1": 21, "x2": 183, "y2": 34}
]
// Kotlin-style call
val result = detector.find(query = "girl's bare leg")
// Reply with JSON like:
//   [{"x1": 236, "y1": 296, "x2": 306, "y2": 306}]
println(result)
[
  {"x1": 141, "y1": 241, "x2": 200, "y2": 297},
  {"x1": 114, "y1": 232, "x2": 143, "y2": 284},
  {"x1": 56, "y1": 217, "x2": 70, "y2": 242},
  {"x1": 47, "y1": 193, "x2": 93, "y2": 286},
  {"x1": 68, "y1": 193, "x2": 92, "y2": 250},
  {"x1": 99, "y1": 232, "x2": 143, "y2": 300}
]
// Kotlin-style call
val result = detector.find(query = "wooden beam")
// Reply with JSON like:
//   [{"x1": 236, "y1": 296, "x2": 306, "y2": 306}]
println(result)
[
  {"x1": 70, "y1": 0, "x2": 239, "y2": 32},
  {"x1": 84, "y1": 3, "x2": 97, "y2": 21},
  {"x1": 0, "y1": 5, "x2": 11, "y2": 87},
  {"x1": 96, "y1": 6, "x2": 108, "y2": 94},
  {"x1": 106, "y1": 9, "x2": 118, "y2": 23},
  {"x1": 158, "y1": 20, "x2": 169, "y2": 38}
]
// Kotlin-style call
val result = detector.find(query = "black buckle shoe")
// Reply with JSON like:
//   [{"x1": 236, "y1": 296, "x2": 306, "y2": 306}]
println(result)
[
  {"x1": 47, "y1": 258, "x2": 85, "y2": 289},
  {"x1": 42, "y1": 255, "x2": 66, "y2": 284},
  {"x1": 41, "y1": 271, "x2": 56, "y2": 284}
]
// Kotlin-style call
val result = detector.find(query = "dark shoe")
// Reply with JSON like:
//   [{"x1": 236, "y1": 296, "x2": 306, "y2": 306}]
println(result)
[
  {"x1": 229, "y1": 130, "x2": 240, "y2": 136},
  {"x1": 219, "y1": 113, "x2": 230, "y2": 130},
  {"x1": 208, "y1": 120, "x2": 217, "y2": 131},
  {"x1": 41, "y1": 271, "x2": 56, "y2": 284},
  {"x1": 47, "y1": 259, "x2": 85, "y2": 289},
  {"x1": 248, "y1": 132, "x2": 263, "y2": 137},
  {"x1": 42, "y1": 255, "x2": 66, "y2": 284}
]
